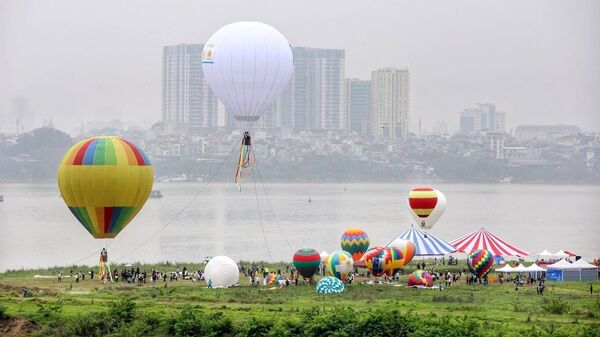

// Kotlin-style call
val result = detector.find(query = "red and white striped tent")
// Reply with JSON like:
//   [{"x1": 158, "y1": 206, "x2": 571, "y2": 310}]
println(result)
[{"x1": 450, "y1": 227, "x2": 529, "y2": 257}]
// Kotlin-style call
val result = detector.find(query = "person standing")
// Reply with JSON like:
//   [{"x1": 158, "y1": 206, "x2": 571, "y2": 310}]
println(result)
[{"x1": 591, "y1": 283, "x2": 593, "y2": 295}]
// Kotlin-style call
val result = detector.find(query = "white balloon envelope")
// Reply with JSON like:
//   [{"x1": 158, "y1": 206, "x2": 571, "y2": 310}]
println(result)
[
  {"x1": 204, "y1": 255, "x2": 239, "y2": 288},
  {"x1": 202, "y1": 22, "x2": 294, "y2": 122}
]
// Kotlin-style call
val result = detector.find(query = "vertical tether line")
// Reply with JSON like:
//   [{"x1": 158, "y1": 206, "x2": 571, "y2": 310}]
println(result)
[{"x1": 252, "y1": 169, "x2": 273, "y2": 262}]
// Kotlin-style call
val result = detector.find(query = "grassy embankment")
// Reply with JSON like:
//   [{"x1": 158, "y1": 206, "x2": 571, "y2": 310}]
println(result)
[{"x1": 0, "y1": 261, "x2": 599, "y2": 336}]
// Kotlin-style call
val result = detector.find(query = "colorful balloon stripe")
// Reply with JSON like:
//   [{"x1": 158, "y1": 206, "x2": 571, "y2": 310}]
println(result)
[
  {"x1": 467, "y1": 249, "x2": 495, "y2": 279},
  {"x1": 65, "y1": 137, "x2": 150, "y2": 166},
  {"x1": 69, "y1": 206, "x2": 137, "y2": 239}
]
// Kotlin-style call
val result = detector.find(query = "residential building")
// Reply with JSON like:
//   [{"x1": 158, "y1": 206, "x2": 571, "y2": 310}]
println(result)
[
  {"x1": 162, "y1": 44, "x2": 219, "y2": 129},
  {"x1": 514, "y1": 124, "x2": 581, "y2": 143},
  {"x1": 459, "y1": 103, "x2": 505, "y2": 134},
  {"x1": 371, "y1": 68, "x2": 410, "y2": 139},
  {"x1": 281, "y1": 47, "x2": 345, "y2": 131},
  {"x1": 344, "y1": 78, "x2": 371, "y2": 136}
]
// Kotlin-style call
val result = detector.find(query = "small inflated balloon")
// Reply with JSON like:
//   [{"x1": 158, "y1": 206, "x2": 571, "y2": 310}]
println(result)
[
  {"x1": 340, "y1": 228, "x2": 370, "y2": 261},
  {"x1": 362, "y1": 246, "x2": 387, "y2": 277},
  {"x1": 202, "y1": 22, "x2": 293, "y2": 122},
  {"x1": 293, "y1": 248, "x2": 321, "y2": 279},
  {"x1": 467, "y1": 249, "x2": 494, "y2": 279},
  {"x1": 326, "y1": 251, "x2": 354, "y2": 281},
  {"x1": 204, "y1": 256, "x2": 239, "y2": 288},
  {"x1": 58, "y1": 136, "x2": 153, "y2": 239},
  {"x1": 316, "y1": 276, "x2": 345, "y2": 294},
  {"x1": 408, "y1": 187, "x2": 446, "y2": 229},
  {"x1": 408, "y1": 270, "x2": 434, "y2": 287},
  {"x1": 362, "y1": 246, "x2": 405, "y2": 277},
  {"x1": 387, "y1": 239, "x2": 416, "y2": 266}
]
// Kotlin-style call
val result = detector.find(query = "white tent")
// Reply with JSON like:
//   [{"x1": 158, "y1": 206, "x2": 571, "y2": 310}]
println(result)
[
  {"x1": 547, "y1": 259, "x2": 574, "y2": 269},
  {"x1": 537, "y1": 250, "x2": 554, "y2": 258},
  {"x1": 525, "y1": 263, "x2": 546, "y2": 279},
  {"x1": 554, "y1": 250, "x2": 569, "y2": 259},
  {"x1": 495, "y1": 265, "x2": 514, "y2": 272},
  {"x1": 546, "y1": 259, "x2": 598, "y2": 282},
  {"x1": 525, "y1": 263, "x2": 546, "y2": 272},
  {"x1": 512, "y1": 263, "x2": 528, "y2": 273},
  {"x1": 571, "y1": 259, "x2": 598, "y2": 269}
]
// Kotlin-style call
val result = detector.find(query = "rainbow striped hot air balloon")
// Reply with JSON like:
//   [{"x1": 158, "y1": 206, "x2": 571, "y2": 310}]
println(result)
[
  {"x1": 387, "y1": 239, "x2": 416, "y2": 266},
  {"x1": 407, "y1": 270, "x2": 434, "y2": 287},
  {"x1": 292, "y1": 248, "x2": 321, "y2": 279},
  {"x1": 325, "y1": 251, "x2": 354, "y2": 281},
  {"x1": 467, "y1": 249, "x2": 495, "y2": 279},
  {"x1": 340, "y1": 228, "x2": 370, "y2": 261},
  {"x1": 362, "y1": 246, "x2": 405, "y2": 277},
  {"x1": 407, "y1": 187, "x2": 446, "y2": 229},
  {"x1": 58, "y1": 136, "x2": 153, "y2": 239}
]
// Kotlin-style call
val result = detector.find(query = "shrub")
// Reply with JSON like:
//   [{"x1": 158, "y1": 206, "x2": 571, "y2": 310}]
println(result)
[
  {"x1": 168, "y1": 308, "x2": 233, "y2": 337},
  {"x1": 544, "y1": 299, "x2": 570, "y2": 315},
  {"x1": 0, "y1": 305, "x2": 7, "y2": 320}
]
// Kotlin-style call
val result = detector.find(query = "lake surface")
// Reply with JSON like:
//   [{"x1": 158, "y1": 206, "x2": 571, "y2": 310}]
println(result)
[{"x1": 0, "y1": 182, "x2": 598, "y2": 271}]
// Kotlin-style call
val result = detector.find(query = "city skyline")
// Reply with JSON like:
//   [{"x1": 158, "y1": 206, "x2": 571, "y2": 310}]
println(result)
[{"x1": 1, "y1": 0, "x2": 598, "y2": 134}]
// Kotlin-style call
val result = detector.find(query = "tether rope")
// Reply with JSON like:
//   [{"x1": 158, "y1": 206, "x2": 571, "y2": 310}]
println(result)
[
  {"x1": 114, "y1": 146, "x2": 236, "y2": 261},
  {"x1": 252, "y1": 169, "x2": 274, "y2": 262},
  {"x1": 255, "y1": 165, "x2": 293, "y2": 253}
]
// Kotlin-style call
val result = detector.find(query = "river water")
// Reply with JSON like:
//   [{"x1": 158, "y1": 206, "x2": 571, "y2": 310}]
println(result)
[{"x1": 0, "y1": 182, "x2": 598, "y2": 271}]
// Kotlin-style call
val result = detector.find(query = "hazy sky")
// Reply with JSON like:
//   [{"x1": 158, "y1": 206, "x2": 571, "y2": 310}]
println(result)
[{"x1": 1, "y1": 0, "x2": 599, "y2": 134}]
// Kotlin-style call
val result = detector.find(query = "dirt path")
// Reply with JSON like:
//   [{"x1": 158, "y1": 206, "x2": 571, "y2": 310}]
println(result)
[{"x1": 0, "y1": 317, "x2": 38, "y2": 337}]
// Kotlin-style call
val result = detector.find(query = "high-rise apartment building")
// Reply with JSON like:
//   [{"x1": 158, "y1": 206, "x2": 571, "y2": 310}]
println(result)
[
  {"x1": 371, "y1": 68, "x2": 410, "y2": 139},
  {"x1": 459, "y1": 103, "x2": 506, "y2": 134},
  {"x1": 344, "y1": 78, "x2": 371, "y2": 137},
  {"x1": 281, "y1": 47, "x2": 345, "y2": 131},
  {"x1": 162, "y1": 44, "x2": 219, "y2": 129}
]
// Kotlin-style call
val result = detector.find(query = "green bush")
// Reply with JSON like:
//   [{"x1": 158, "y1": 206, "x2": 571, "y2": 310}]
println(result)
[
  {"x1": 0, "y1": 305, "x2": 7, "y2": 320},
  {"x1": 544, "y1": 299, "x2": 571, "y2": 315},
  {"x1": 168, "y1": 307, "x2": 234, "y2": 337}
]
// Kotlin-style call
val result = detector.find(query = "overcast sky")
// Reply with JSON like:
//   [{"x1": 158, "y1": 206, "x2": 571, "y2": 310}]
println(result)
[{"x1": 1, "y1": 0, "x2": 599, "y2": 134}]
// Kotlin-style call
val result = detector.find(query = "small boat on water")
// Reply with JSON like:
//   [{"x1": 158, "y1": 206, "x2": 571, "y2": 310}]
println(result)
[
  {"x1": 150, "y1": 190, "x2": 163, "y2": 198},
  {"x1": 0, "y1": 195, "x2": 3, "y2": 202}
]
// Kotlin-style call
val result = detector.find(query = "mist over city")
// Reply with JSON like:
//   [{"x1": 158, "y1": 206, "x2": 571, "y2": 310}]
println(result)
[{"x1": 1, "y1": 0, "x2": 599, "y2": 183}]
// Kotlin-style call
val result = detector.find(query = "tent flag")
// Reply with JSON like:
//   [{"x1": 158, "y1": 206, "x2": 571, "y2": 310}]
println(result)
[
  {"x1": 449, "y1": 227, "x2": 529, "y2": 257},
  {"x1": 386, "y1": 225, "x2": 455, "y2": 256}
]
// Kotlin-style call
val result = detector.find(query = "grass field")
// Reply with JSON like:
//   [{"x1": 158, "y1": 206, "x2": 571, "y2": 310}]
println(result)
[{"x1": 1, "y1": 261, "x2": 599, "y2": 337}]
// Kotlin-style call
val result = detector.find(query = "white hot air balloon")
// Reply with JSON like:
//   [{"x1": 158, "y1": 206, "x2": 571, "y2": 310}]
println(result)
[
  {"x1": 202, "y1": 22, "x2": 293, "y2": 188},
  {"x1": 204, "y1": 256, "x2": 239, "y2": 288},
  {"x1": 202, "y1": 22, "x2": 293, "y2": 122}
]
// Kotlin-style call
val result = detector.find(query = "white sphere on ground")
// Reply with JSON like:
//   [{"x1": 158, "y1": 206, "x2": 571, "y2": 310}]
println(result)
[{"x1": 204, "y1": 255, "x2": 239, "y2": 288}]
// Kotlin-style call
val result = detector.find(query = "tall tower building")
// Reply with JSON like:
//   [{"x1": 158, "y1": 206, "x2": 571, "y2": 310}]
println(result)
[
  {"x1": 371, "y1": 68, "x2": 409, "y2": 139},
  {"x1": 344, "y1": 78, "x2": 371, "y2": 137},
  {"x1": 11, "y1": 96, "x2": 32, "y2": 133},
  {"x1": 281, "y1": 47, "x2": 345, "y2": 131},
  {"x1": 162, "y1": 44, "x2": 219, "y2": 129},
  {"x1": 459, "y1": 103, "x2": 506, "y2": 134}
]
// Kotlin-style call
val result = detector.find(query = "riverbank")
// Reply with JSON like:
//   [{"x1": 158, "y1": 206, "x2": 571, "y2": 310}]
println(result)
[{"x1": 0, "y1": 262, "x2": 598, "y2": 337}]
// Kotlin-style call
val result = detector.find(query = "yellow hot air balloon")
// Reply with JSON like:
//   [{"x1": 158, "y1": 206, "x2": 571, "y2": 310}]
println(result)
[{"x1": 57, "y1": 136, "x2": 153, "y2": 239}]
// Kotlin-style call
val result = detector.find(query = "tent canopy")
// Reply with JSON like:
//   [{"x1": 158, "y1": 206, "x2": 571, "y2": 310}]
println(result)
[
  {"x1": 554, "y1": 250, "x2": 569, "y2": 258},
  {"x1": 512, "y1": 263, "x2": 528, "y2": 272},
  {"x1": 449, "y1": 227, "x2": 529, "y2": 257},
  {"x1": 386, "y1": 225, "x2": 456, "y2": 256},
  {"x1": 495, "y1": 265, "x2": 514, "y2": 272},
  {"x1": 547, "y1": 259, "x2": 576, "y2": 270},
  {"x1": 526, "y1": 263, "x2": 546, "y2": 272},
  {"x1": 571, "y1": 259, "x2": 598, "y2": 269},
  {"x1": 537, "y1": 250, "x2": 554, "y2": 257}
]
